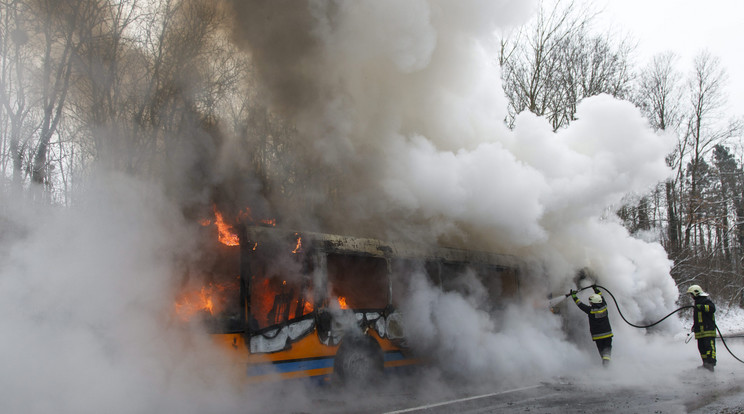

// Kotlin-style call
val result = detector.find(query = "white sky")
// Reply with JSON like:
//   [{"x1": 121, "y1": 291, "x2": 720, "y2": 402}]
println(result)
[{"x1": 590, "y1": 0, "x2": 744, "y2": 118}]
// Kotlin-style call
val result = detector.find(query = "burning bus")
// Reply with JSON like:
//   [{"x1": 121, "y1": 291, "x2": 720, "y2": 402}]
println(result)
[{"x1": 176, "y1": 213, "x2": 523, "y2": 384}]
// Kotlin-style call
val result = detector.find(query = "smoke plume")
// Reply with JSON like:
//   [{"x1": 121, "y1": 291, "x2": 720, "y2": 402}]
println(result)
[
  {"x1": 225, "y1": 0, "x2": 678, "y2": 316},
  {"x1": 0, "y1": 0, "x2": 692, "y2": 412},
  {"x1": 224, "y1": 0, "x2": 682, "y2": 382}
]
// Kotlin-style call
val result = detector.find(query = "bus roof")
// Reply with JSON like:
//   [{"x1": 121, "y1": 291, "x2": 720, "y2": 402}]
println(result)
[{"x1": 242, "y1": 226, "x2": 523, "y2": 269}]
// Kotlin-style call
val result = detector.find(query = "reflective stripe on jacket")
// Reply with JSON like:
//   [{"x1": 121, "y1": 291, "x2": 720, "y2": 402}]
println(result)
[
  {"x1": 573, "y1": 291, "x2": 613, "y2": 341},
  {"x1": 692, "y1": 295, "x2": 716, "y2": 339}
]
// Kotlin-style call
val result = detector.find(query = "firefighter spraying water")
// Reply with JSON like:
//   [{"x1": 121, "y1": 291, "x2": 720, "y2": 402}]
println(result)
[
  {"x1": 570, "y1": 286, "x2": 613, "y2": 366},
  {"x1": 550, "y1": 274, "x2": 744, "y2": 373}
]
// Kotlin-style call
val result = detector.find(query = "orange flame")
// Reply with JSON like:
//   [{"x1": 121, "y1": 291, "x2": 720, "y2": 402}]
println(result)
[
  {"x1": 237, "y1": 207, "x2": 276, "y2": 227},
  {"x1": 292, "y1": 234, "x2": 302, "y2": 254},
  {"x1": 213, "y1": 207, "x2": 239, "y2": 246},
  {"x1": 338, "y1": 296, "x2": 348, "y2": 309},
  {"x1": 204, "y1": 206, "x2": 275, "y2": 246},
  {"x1": 175, "y1": 285, "x2": 217, "y2": 321}
]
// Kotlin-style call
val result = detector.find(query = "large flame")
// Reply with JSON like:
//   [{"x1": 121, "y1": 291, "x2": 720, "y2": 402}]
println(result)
[
  {"x1": 213, "y1": 207, "x2": 239, "y2": 246},
  {"x1": 205, "y1": 205, "x2": 277, "y2": 246}
]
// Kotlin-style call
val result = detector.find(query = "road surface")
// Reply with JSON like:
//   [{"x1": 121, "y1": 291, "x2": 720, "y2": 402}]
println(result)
[{"x1": 295, "y1": 339, "x2": 744, "y2": 414}]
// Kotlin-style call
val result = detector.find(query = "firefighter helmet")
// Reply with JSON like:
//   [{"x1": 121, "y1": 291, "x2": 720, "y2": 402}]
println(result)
[
  {"x1": 687, "y1": 284, "x2": 708, "y2": 297},
  {"x1": 588, "y1": 294, "x2": 603, "y2": 304}
]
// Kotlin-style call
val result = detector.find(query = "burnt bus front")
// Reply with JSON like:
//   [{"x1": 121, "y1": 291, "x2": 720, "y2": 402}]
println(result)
[
  {"x1": 206, "y1": 226, "x2": 415, "y2": 385},
  {"x1": 206, "y1": 226, "x2": 520, "y2": 384}
]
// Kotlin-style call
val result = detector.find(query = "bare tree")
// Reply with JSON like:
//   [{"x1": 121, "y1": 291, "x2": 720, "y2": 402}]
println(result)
[
  {"x1": 500, "y1": 0, "x2": 591, "y2": 128},
  {"x1": 499, "y1": 0, "x2": 632, "y2": 130},
  {"x1": 683, "y1": 51, "x2": 737, "y2": 250},
  {"x1": 552, "y1": 30, "x2": 633, "y2": 129},
  {"x1": 71, "y1": 0, "x2": 138, "y2": 169},
  {"x1": 0, "y1": 0, "x2": 35, "y2": 190},
  {"x1": 634, "y1": 52, "x2": 684, "y2": 253}
]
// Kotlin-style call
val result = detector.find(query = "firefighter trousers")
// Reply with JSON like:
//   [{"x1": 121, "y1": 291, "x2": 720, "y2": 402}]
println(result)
[
  {"x1": 595, "y1": 337, "x2": 612, "y2": 365},
  {"x1": 697, "y1": 337, "x2": 716, "y2": 367}
]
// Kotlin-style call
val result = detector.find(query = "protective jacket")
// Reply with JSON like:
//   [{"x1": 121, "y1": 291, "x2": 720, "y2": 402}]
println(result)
[
  {"x1": 572, "y1": 287, "x2": 613, "y2": 341},
  {"x1": 692, "y1": 295, "x2": 716, "y2": 339}
]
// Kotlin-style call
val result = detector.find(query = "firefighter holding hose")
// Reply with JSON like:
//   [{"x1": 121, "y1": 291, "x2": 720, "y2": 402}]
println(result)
[
  {"x1": 687, "y1": 284, "x2": 716, "y2": 372},
  {"x1": 571, "y1": 285, "x2": 613, "y2": 366}
]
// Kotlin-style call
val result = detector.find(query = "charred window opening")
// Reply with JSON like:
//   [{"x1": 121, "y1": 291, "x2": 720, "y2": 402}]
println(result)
[
  {"x1": 441, "y1": 262, "x2": 477, "y2": 295},
  {"x1": 500, "y1": 267, "x2": 520, "y2": 297},
  {"x1": 175, "y1": 244, "x2": 242, "y2": 333},
  {"x1": 425, "y1": 261, "x2": 441, "y2": 286},
  {"x1": 390, "y1": 258, "x2": 439, "y2": 306},
  {"x1": 480, "y1": 265, "x2": 519, "y2": 299},
  {"x1": 248, "y1": 240, "x2": 315, "y2": 330},
  {"x1": 436, "y1": 261, "x2": 521, "y2": 311},
  {"x1": 478, "y1": 265, "x2": 520, "y2": 311},
  {"x1": 327, "y1": 254, "x2": 388, "y2": 310}
]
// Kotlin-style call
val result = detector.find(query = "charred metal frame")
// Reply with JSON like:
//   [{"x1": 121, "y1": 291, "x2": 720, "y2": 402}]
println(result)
[
  {"x1": 235, "y1": 225, "x2": 523, "y2": 353},
  {"x1": 237, "y1": 223, "x2": 252, "y2": 336}
]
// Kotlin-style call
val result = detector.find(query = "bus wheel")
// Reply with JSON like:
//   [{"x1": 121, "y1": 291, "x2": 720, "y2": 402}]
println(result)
[{"x1": 333, "y1": 334, "x2": 384, "y2": 385}]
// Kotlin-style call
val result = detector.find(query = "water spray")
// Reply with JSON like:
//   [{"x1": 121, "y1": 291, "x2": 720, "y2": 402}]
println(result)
[{"x1": 547, "y1": 285, "x2": 594, "y2": 308}]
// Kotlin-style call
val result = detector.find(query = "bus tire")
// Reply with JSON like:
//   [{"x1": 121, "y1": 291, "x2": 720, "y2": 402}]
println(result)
[{"x1": 333, "y1": 334, "x2": 384, "y2": 385}]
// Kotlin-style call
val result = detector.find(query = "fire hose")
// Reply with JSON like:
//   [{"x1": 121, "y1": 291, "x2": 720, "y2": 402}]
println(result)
[
  {"x1": 590, "y1": 284, "x2": 693, "y2": 329},
  {"x1": 568, "y1": 285, "x2": 744, "y2": 364}
]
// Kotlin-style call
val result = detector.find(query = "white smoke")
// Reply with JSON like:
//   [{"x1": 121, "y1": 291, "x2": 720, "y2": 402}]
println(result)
[
  {"x1": 400, "y1": 271, "x2": 587, "y2": 384},
  {"x1": 0, "y1": 175, "x2": 302, "y2": 413},
  {"x1": 276, "y1": 0, "x2": 682, "y2": 382},
  {"x1": 0, "y1": 0, "x2": 692, "y2": 411}
]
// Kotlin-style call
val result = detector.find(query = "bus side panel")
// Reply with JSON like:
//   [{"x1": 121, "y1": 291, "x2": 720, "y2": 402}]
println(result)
[{"x1": 212, "y1": 329, "x2": 420, "y2": 384}]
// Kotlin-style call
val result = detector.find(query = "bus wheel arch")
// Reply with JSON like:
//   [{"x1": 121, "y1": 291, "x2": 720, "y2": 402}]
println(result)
[{"x1": 333, "y1": 334, "x2": 384, "y2": 385}]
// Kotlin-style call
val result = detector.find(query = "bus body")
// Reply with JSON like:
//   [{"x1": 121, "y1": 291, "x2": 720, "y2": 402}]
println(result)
[{"x1": 191, "y1": 225, "x2": 522, "y2": 384}]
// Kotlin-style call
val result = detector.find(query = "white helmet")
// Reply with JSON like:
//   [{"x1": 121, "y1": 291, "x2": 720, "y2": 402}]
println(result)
[
  {"x1": 589, "y1": 294, "x2": 603, "y2": 304},
  {"x1": 687, "y1": 284, "x2": 708, "y2": 297}
]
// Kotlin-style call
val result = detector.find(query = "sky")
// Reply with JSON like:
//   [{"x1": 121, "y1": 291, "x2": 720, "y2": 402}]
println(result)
[{"x1": 593, "y1": 0, "x2": 744, "y2": 118}]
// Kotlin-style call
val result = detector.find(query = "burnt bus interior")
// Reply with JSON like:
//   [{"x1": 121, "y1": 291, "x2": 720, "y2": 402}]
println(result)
[
  {"x1": 182, "y1": 226, "x2": 521, "y2": 341},
  {"x1": 175, "y1": 237, "x2": 242, "y2": 333}
]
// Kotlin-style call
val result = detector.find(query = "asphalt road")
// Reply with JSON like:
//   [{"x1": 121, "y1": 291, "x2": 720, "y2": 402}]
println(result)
[{"x1": 298, "y1": 355, "x2": 744, "y2": 414}]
